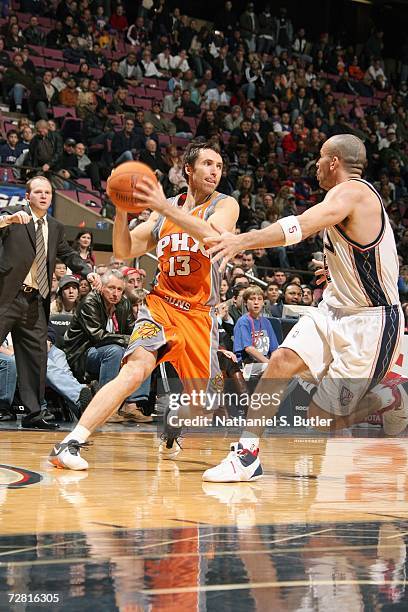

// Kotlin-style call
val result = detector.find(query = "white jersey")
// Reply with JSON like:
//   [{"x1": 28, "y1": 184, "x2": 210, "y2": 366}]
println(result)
[{"x1": 323, "y1": 178, "x2": 400, "y2": 309}]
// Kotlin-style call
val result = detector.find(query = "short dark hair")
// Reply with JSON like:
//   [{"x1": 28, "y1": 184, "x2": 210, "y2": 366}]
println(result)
[
  {"x1": 182, "y1": 141, "x2": 222, "y2": 181},
  {"x1": 232, "y1": 284, "x2": 247, "y2": 297},
  {"x1": 6, "y1": 129, "x2": 18, "y2": 138}
]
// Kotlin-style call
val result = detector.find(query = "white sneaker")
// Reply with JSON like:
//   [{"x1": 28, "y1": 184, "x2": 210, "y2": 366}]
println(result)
[
  {"x1": 159, "y1": 435, "x2": 182, "y2": 459},
  {"x1": 48, "y1": 440, "x2": 90, "y2": 470},
  {"x1": 382, "y1": 385, "x2": 408, "y2": 435},
  {"x1": 202, "y1": 442, "x2": 263, "y2": 482}
]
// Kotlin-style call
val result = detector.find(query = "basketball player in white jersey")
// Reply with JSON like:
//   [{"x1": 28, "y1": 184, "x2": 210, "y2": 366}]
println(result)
[{"x1": 203, "y1": 134, "x2": 406, "y2": 483}]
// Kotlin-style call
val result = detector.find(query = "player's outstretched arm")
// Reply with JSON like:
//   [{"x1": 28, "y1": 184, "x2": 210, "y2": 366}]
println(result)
[
  {"x1": 113, "y1": 209, "x2": 160, "y2": 259},
  {"x1": 132, "y1": 177, "x2": 239, "y2": 242},
  {"x1": 206, "y1": 183, "x2": 357, "y2": 271}
]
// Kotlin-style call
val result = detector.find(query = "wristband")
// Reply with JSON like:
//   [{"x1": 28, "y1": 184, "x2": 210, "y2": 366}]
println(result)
[{"x1": 277, "y1": 215, "x2": 302, "y2": 246}]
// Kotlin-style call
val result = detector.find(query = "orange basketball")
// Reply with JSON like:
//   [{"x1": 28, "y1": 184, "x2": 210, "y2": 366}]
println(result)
[{"x1": 106, "y1": 161, "x2": 158, "y2": 213}]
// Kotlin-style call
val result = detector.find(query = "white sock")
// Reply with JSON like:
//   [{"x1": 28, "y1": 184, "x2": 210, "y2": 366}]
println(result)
[
  {"x1": 61, "y1": 424, "x2": 91, "y2": 445},
  {"x1": 239, "y1": 432, "x2": 260, "y2": 453}
]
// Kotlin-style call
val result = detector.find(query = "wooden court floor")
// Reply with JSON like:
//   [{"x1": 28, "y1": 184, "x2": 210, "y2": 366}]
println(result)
[{"x1": 1, "y1": 427, "x2": 408, "y2": 610}]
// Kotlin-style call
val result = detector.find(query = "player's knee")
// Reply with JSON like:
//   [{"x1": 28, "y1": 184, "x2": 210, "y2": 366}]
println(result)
[
  {"x1": 120, "y1": 360, "x2": 147, "y2": 391},
  {"x1": 266, "y1": 347, "x2": 305, "y2": 378}
]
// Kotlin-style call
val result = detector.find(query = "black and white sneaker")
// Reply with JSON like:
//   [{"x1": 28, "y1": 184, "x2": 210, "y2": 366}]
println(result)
[{"x1": 48, "y1": 440, "x2": 90, "y2": 470}]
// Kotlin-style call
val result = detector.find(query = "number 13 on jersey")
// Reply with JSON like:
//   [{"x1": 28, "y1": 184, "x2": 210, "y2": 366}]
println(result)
[{"x1": 168, "y1": 255, "x2": 191, "y2": 276}]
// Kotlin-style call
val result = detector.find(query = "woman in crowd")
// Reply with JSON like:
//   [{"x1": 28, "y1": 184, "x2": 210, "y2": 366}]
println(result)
[{"x1": 72, "y1": 231, "x2": 96, "y2": 267}]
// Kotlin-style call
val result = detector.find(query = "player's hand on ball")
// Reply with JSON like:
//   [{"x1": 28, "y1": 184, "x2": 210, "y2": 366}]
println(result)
[
  {"x1": 132, "y1": 177, "x2": 168, "y2": 214},
  {"x1": 204, "y1": 223, "x2": 241, "y2": 273},
  {"x1": 312, "y1": 258, "x2": 327, "y2": 286}
]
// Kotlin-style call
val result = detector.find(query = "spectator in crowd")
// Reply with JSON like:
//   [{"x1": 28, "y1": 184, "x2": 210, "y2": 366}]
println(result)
[
  {"x1": 72, "y1": 230, "x2": 95, "y2": 266},
  {"x1": 145, "y1": 101, "x2": 175, "y2": 135},
  {"x1": 234, "y1": 285, "x2": 279, "y2": 365},
  {"x1": 24, "y1": 15, "x2": 45, "y2": 46},
  {"x1": 242, "y1": 251, "x2": 259, "y2": 278},
  {"x1": 64, "y1": 269, "x2": 148, "y2": 422},
  {"x1": 0, "y1": 129, "x2": 24, "y2": 164},
  {"x1": 171, "y1": 106, "x2": 193, "y2": 138},
  {"x1": 100, "y1": 60, "x2": 125, "y2": 90},
  {"x1": 5, "y1": 23, "x2": 26, "y2": 51},
  {"x1": 269, "y1": 282, "x2": 303, "y2": 317},
  {"x1": 121, "y1": 267, "x2": 146, "y2": 298},
  {"x1": 109, "y1": 5, "x2": 128, "y2": 33},
  {"x1": 75, "y1": 142, "x2": 103, "y2": 192},
  {"x1": 30, "y1": 70, "x2": 58, "y2": 121},
  {"x1": 163, "y1": 85, "x2": 182, "y2": 114},
  {"x1": 111, "y1": 116, "x2": 139, "y2": 165},
  {"x1": 54, "y1": 259, "x2": 67, "y2": 281},
  {"x1": 227, "y1": 284, "x2": 247, "y2": 324},
  {"x1": 25, "y1": 119, "x2": 60, "y2": 179},
  {"x1": 50, "y1": 274, "x2": 80, "y2": 315},
  {"x1": 0, "y1": 329, "x2": 93, "y2": 421},
  {"x1": 4, "y1": 52, "x2": 33, "y2": 111},
  {"x1": 59, "y1": 75, "x2": 78, "y2": 107},
  {"x1": 118, "y1": 52, "x2": 142, "y2": 87},
  {"x1": 139, "y1": 138, "x2": 170, "y2": 176},
  {"x1": 263, "y1": 281, "x2": 281, "y2": 314},
  {"x1": 56, "y1": 138, "x2": 80, "y2": 184},
  {"x1": 302, "y1": 285, "x2": 315, "y2": 306}
]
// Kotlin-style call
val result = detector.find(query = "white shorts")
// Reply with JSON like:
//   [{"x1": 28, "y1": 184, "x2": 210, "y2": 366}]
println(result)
[{"x1": 281, "y1": 301, "x2": 403, "y2": 416}]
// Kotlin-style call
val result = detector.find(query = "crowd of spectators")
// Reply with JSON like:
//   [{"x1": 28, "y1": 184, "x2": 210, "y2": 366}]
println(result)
[{"x1": 0, "y1": 0, "x2": 407, "y2": 421}]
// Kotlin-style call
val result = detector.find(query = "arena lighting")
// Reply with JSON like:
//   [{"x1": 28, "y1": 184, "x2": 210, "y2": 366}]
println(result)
[{"x1": 350, "y1": 0, "x2": 372, "y2": 4}]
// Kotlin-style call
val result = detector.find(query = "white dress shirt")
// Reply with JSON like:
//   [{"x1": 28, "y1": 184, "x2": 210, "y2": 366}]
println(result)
[{"x1": 24, "y1": 210, "x2": 49, "y2": 289}]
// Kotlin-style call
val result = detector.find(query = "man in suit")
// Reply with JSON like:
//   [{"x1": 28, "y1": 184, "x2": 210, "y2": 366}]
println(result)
[{"x1": 0, "y1": 176, "x2": 101, "y2": 429}]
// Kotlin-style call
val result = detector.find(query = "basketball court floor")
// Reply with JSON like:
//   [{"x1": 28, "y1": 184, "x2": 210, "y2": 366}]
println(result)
[{"x1": 1, "y1": 421, "x2": 408, "y2": 611}]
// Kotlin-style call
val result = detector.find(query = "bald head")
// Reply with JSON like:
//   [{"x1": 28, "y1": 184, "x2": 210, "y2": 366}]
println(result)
[{"x1": 325, "y1": 135, "x2": 366, "y2": 174}]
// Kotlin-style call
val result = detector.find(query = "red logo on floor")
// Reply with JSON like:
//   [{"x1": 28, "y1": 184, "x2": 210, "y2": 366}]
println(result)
[{"x1": 0, "y1": 464, "x2": 42, "y2": 488}]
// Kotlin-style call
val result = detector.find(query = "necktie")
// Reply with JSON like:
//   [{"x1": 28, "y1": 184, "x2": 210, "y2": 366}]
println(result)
[{"x1": 35, "y1": 218, "x2": 49, "y2": 298}]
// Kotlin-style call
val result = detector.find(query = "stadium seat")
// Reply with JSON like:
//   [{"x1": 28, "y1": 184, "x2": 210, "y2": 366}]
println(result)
[
  {"x1": 59, "y1": 190, "x2": 79, "y2": 202},
  {"x1": 158, "y1": 134, "x2": 171, "y2": 146},
  {"x1": 135, "y1": 99, "x2": 151, "y2": 110},
  {"x1": 53, "y1": 106, "x2": 77, "y2": 119},
  {"x1": 65, "y1": 62, "x2": 79, "y2": 73},
  {"x1": 43, "y1": 47, "x2": 64, "y2": 60},
  {"x1": 77, "y1": 190, "x2": 102, "y2": 208},
  {"x1": 31, "y1": 56, "x2": 46, "y2": 68},
  {"x1": 172, "y1": 136, "x2": 190, "y2": 148},
  {"x1": 129, "y1": 86, "x2": 146, "y2": 98},
  {"x1": 76, "y1": 178, "x2": 93, "y2": 191},
  {"x1": 143, "y1": 77, "x2": 159, "y2": 88},
  {"x1": 156, "y1": 81, "x2": 168, "y2": 91},
  {"x1": 45, "y1": 59, "x2": 65, "y2": 70},
  {"x1": 144, "y1": 89, "x2": 164, "y2": 101},
  {"x1": 89, "y1": 67, "x2": 103, "y2": 80},
  {"x1": 28, "y1": 44, "x2": 44, "y2": 56}
]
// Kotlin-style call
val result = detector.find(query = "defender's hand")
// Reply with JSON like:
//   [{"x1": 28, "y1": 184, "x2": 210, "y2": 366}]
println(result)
[{"x1": 204, "y1": 225, "x2": 242, "y2": 273}]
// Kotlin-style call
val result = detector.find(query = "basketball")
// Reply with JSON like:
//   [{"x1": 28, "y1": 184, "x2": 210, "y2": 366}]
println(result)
[{"x1": 106, "y1": 161, "x2": 158, "y2": 213}]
